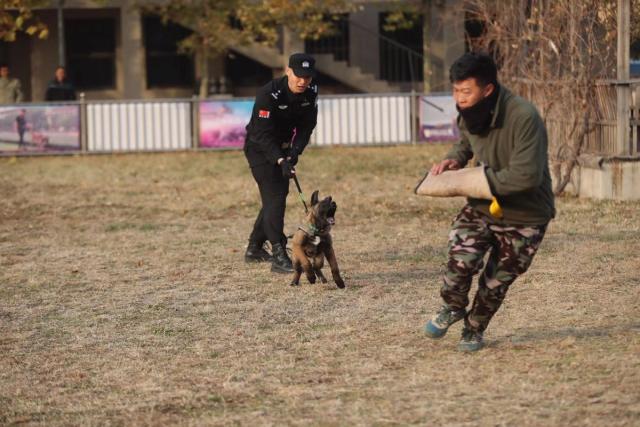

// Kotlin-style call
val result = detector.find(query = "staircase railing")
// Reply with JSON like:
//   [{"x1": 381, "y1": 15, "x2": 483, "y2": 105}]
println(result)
[{"x1": 304, "y1": 18, "x2": 424, "y2": 91}]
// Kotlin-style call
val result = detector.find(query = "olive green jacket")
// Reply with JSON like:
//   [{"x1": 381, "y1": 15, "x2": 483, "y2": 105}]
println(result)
[
  {"x1": 445, "y1": 85, "x2": 555, "y2": 225},
  {"x1": 0, "y1": 77, "x2": 23, "y2": 104}
]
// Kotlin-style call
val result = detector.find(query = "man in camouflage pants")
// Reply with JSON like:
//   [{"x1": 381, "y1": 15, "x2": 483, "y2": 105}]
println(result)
[{"x1": 424, "y1": 52, "x2": 555, "y2": 352}]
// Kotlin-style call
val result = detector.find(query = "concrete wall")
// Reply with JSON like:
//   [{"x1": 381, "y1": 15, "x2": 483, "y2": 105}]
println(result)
[
  {"x1": 30, "y1": 10, "x2": 59, "y2": 102},
  {"x1": 3, "y1": 0, "x2": 466, "y2": 101},
  {"x1": 349, "y1": 0, "x2": 466, "y2": 93},
  {"x1": 424, "y1": 0, "x2": 465, "y2": 93},
  {"x1": 349, "y1": 5, "x2": 381, "y2": 79},
  {"x1": 574, "y1": 157, "x2": 640, "y2": 200}
]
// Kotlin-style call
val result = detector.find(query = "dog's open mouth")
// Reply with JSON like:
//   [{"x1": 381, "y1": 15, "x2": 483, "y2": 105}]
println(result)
[{"x1": 327, "y1": 217, "x2": 335, "y2": 226}]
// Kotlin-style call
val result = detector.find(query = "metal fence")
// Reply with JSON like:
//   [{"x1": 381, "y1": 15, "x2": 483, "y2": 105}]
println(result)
[
  {"x1": 512, "y1": 79, "x2": 640, "y2": 157},
  {"x1": 3, "y1": 87, "x2": 639, "y2": 157},
  {"x1": 87, "y1": 100, "x2": 193, "y2": 152},
  {"x1": 0, "y1": 93, "x2": 418, "y2": 156},
  {"x1": 313, "y1": 94, "x2": 412, "y2": 146},
  {"x1": 631, "y1": 83, "x2": 640, "y2": 155}
]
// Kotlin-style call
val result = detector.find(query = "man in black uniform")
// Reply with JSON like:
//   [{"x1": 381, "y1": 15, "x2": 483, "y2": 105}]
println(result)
[{"x1": 244, "y1": 53, "x2": 319, "y2": 273}]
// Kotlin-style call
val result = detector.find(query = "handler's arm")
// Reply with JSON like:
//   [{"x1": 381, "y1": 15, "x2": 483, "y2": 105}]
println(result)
[
  {"x1": 250, "y1": 91, "x2": 286, "y2": 164},
  {"x1": 484, "y1": 112, "x2": 546, "y2": 195},
  {"x1": 291, "y1": 101, "x2": 318, "y2": 155}
]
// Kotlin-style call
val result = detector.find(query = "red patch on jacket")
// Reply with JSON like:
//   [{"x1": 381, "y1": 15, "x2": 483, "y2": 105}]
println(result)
[{"x1": 258, "y1": 110, "x2": 270, "y2": 119}]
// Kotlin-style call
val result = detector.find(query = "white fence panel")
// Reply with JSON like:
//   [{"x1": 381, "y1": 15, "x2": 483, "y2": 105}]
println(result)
[
  {"x1": 87, "y1": 101, "x2": 191, "y2": 152},
  {"x1": 312, "y1": 94, "x2": 411, "y2": 146}
]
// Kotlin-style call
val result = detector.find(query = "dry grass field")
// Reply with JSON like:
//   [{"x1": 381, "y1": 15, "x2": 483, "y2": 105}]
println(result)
[{"x1": 1, "y1": 145, "x2": 639, "y2": 426}]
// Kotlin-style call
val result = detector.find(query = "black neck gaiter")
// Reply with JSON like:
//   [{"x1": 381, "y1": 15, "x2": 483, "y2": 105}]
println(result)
[{"x1": 457, "y1": 84, "x2": 500, "y2": 135}]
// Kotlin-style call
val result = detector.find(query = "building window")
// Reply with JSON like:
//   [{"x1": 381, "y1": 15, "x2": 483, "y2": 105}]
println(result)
[
  {"x1": 225, "y1": 51, "x2": 272, "y2": 89},
  {"x1": 304, "y1": 14, "x2": 349, "y2": 62},
  {"x1": 65, "y1": 18, "x2": 116, "y2": 90},
  {"x1": 143, "y1": 16, "x2": 195, "y2": 88},
  {"x1": 378, "y1": 13, "x2": 424, "y2": 82}
]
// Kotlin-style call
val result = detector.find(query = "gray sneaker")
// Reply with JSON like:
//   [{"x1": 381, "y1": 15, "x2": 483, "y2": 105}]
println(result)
[
  {"x1": 424, "y1": 304, "x2": 466, "y2": 339},
  {"x1": 458, "y1": 327, "x2": 484, "y2": 352}
]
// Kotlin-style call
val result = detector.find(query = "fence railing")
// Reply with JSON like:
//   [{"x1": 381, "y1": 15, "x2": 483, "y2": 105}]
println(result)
[
  {"x1": 0, "y1": 93, "x2": 419, "y2": 156},
  {"x1": 510, "y1": 79, "x2": 640, "y2": 157},
  {"x1": 87, "y1": 100, "x2": 192, "y2": 152},
  {"x1": 631, "y1": 83, "x2": 640, "y2": 155},
  {"x1": 2, "y1": 88, "x2": 638, "y2": 157},
  {"x1": 313, "y1": 94, "x2": 412, "y2": 146}
]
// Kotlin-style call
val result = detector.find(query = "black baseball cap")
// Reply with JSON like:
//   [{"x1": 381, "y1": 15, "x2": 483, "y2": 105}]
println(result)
[{"x1": 288, "y1": 53, "x2": 316, "y2": 78}]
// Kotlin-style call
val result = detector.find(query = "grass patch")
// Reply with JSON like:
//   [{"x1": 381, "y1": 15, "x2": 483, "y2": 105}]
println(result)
[{"x1": 1, "y1": 146, "x2": 639, "y2": 426}]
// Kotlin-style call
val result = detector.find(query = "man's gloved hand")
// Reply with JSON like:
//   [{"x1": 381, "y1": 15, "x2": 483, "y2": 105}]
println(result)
[
  {"x1": 287, "y1": 150, "x2": 299, "y2": 166},
  {"x1": 280, "y1": 159, "x2": 295, "y2": 178}
]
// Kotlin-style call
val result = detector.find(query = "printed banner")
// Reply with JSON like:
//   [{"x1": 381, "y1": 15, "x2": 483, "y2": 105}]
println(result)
[
  {"x1": 199, "y1": 100, "x2": 253, "y2": 148},
  {"x1": 419, "y1": 95, "x2": 459, "y2": 142},
  {"x1": 0, "y1": 105, "x2": 81, "y2": 153}
]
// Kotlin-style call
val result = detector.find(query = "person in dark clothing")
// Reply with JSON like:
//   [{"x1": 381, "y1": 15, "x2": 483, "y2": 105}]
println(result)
[
  {"x1": 244, "y1": 53, "x2": 319, "y2": 273},
  {"x1": 15, "y1": 109, "x2": 27, "y2": 149},
  {"x1": 45, "y1": 66, "x2": 76, "y2": 101}
]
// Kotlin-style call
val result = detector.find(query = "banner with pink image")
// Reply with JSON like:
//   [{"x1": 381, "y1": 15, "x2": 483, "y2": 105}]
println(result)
[{"x1": 199, "y1": 100, "x2": 253, "y2": 149}]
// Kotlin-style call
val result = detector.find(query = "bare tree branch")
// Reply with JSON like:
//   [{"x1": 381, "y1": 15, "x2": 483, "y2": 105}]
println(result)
[{"x1": 462, "y1": 0, "x2": 618, "y2": 195}]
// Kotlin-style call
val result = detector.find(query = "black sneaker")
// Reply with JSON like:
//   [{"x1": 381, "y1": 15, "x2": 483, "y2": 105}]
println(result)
[
  {"x1": 244, "y1": 242, "x2": 272, "y2": 263},
  {"x1": 271, "y1": 242, "x2": 293, "y2": 273}
]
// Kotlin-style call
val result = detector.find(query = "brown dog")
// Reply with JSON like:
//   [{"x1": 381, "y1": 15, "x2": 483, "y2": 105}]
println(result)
[{"x1": 290, "y1": 190, "x2": 345, "y2": 288}]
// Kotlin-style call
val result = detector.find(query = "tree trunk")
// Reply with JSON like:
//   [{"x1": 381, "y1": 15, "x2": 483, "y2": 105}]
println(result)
[
  {"x1": 554, "y1": 109, "x2": 592, "y2": 195},
  {"x1": 199, "y1": 48, "x2": 209, "y2": 99}
]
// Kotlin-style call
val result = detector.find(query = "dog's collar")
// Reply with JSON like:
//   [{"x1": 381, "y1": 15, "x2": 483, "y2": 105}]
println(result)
[
  {"x1": 299, "y1": 224, "x2": 324, "y2": 246},
  {"x1": 299, "y1": 223, "x2": 321, "y2": 236}
]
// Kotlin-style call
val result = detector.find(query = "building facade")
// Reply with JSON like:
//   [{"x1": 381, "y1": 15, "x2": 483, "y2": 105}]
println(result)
[{"x1": 0, "y1": 0, "x2": 465, "y2": 101}]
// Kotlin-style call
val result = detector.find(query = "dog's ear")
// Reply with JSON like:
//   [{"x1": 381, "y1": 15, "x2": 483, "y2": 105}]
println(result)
[{"x1": 311, "y1": 190, "x2": 319, "y2": 206}]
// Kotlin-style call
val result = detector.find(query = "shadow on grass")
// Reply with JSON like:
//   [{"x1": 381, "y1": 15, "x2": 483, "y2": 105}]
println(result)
[
  {"x1": 496, "y1": 323, "x2": 640, "y2": 346},
  {"x1": 353, "y1": 245, "x2": 447, "y2": 264},
  {"x1": 347, "y1": 268, "x2": 441, "y2": 287}
]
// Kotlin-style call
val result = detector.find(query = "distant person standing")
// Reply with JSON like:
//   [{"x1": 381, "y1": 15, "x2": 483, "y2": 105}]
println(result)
[
  {"x1": 45, "y1": 66, "x2": 76, "y2": 101},
  {"x1": 0, "y1": 63, "x2": 24, "y2": 104},
  {"x1": 15, "y1": 109, "x2": 27, "y2": 149}
]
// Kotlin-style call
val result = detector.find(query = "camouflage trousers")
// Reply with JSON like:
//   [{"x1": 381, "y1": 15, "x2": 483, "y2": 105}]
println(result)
[{"x1": 442, "y1": 205, "x2": 547, "y2": 333}]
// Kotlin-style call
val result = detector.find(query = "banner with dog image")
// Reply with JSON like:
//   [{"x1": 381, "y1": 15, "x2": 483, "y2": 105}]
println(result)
[
  {"x1": 0, "y1": 105, "x2": 81, "y2": 153},
  {"x1": 199, "y1": 100, "x2": 253, "y2": 148},
  {"x1": 419, "y1": 95, "x2": 459, "y2": 142}
]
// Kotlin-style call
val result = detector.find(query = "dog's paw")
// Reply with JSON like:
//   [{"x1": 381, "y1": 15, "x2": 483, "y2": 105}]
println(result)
[
  {"x1": 290, "y1": 281, "x2": 300, "y2": 287},
  {"x1": 336, "y1": 278, "x2": 345, "y2": 289},
  {"x1": 307, "y1": 274, "x2": 317, "y2": 284}
]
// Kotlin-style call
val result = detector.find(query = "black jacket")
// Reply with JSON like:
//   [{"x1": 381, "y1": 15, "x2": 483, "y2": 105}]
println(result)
[
  {"x1": 45, "y1": 79, "x2": 77, "y2": 101},
  {"x1": 244, "y1": 76, "x2": 318, "y2": 167}
]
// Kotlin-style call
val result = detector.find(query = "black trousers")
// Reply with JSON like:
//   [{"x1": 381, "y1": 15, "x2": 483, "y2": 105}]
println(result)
[{"x1": 249, "y1": 163, "x2": 290, "y2": 246}]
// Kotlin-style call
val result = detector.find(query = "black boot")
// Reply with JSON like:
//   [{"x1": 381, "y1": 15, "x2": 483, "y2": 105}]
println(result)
[
  {"x1": 244, "y1": 241, "x2": 272, "y2": 263},
  {"x1": 271, "y1": 242, "x2": 293, "y2": 273}
]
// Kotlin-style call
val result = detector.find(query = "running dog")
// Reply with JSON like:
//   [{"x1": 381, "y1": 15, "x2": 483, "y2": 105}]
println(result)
[{"x1": 290, "y1": 190, "x2": 345, "y2": 288}]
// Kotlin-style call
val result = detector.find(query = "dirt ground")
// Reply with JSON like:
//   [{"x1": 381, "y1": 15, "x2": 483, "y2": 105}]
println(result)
[{"x1": 1, "y1": 145, "x2": 639, "y2": 426}]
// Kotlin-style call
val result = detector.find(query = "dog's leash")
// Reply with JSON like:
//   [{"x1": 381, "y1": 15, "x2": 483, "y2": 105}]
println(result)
[{"x1": 293, "y1": 173, "x2": 309, "y2": 214}]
